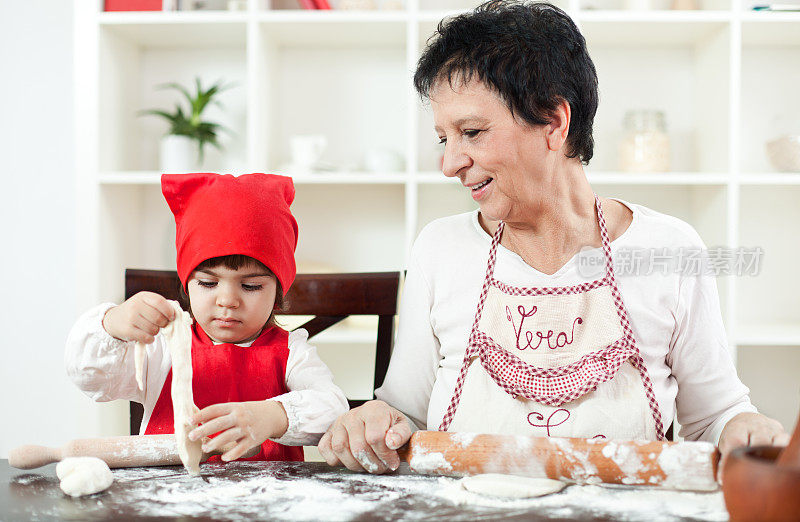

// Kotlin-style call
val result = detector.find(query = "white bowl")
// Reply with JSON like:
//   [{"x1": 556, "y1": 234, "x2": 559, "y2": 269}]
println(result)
[{"x1": 766, "y1": 135, "x2": 800, "y2": 173}]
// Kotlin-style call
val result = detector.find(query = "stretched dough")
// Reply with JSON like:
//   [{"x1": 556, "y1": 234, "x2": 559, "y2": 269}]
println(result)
[
  {"x1": 163, "y1": 300, "x2": 202, "y2": 476},
  {"x1": 56, "y1": 457, "x2": 113, "y2": 497},
  {"x1": 134, "y1": 342, "x2": 146, "y2": 391},
  {"x1": 460, "y1": 474, "x2": 567, "y2": 498}
]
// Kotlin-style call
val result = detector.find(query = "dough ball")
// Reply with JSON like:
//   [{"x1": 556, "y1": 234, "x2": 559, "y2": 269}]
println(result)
[
  {"x1": 56, "y1": 457, "x2": 113, "y2": 497},
  {"x1": 460, "y1": 473, "x2": 567, "y2": 498}
]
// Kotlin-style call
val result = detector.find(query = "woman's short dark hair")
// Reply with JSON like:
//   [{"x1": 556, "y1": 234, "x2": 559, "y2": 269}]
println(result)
[{"x1": 414, "y1": 0, "x2": 599, "y2": 164}]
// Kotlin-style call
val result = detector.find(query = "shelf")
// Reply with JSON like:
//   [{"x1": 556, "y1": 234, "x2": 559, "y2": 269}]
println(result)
[
  {"x1": 285, "y1": 172, "x2": 407, "y2": 183},
  {"x1": 99, "y1": 14, "x2": 247, "y2": 48},
  {"x1": 588, "y1": 171, "x2": 729, "y2": 184},
  {"x1": 98, "y1": 11, "x2": 249, "y2": 24},
  {"x1": 99, "y1": 171, "x2": 408, "y2": 184},
  {"x1": 578, "y1": 17, "x2": 728, "y2": 46},
  {"x1": 578, "y1": 10, "x2": 732, "y2": 23},
  {"x1": 737, "y1": 324, "x2": 800, "y2": 346},
  {"x1": 741, "y1": 11, "x2": 800, "y2": 23},
  {"x1": 415, "y1": 171, "x2": 731, "y2": 185},
  {"x1": 739, "y1": 173, "x2": 800, "y2": 184},
  {"x1": 417, "y1": 9, "x2": 470, "y2": 23},
  {"x1": 99, "y1": 171, "x2": 756, "y2": 186},
  {"x1": 259, "y1": 14, "x2": 407, "y2": 46},
  {"x1": 416, "y1": 171, "x2": 456, "y2": 183},
  {"x1": 100, "y1": 171, "x2": 161, "y2": 184},
  {"x1": 259, "y1": 10, "x2": 409, "y2": 22}
]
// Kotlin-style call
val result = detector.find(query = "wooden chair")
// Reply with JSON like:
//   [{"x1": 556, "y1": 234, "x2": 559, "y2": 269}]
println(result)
[{"x1": 125, "y1": 269, "x2": 401, "y2": 436}]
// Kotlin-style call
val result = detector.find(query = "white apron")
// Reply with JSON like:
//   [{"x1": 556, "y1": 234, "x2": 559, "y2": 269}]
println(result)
[{"x1": 440, "y1": 195, "x2": 665, "y2": 441}]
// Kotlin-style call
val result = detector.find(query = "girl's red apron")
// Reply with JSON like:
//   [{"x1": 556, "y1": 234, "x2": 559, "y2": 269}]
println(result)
[
  {"x1": 440, "y1": 195, "x2": 665, "y2": 441},
  {"x1": 145, "y1": 324, "x2": 304, "y2": 461}
]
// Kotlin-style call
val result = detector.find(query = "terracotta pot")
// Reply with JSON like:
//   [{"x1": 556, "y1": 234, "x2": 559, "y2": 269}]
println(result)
[{"x1": 722, "y1": 445, "x2": 800, "y2": 522}]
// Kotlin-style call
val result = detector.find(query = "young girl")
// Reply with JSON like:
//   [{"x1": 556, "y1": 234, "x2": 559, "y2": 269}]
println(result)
[{"x1": 66, "y1": 173, "x2": 348, "y2": 462}]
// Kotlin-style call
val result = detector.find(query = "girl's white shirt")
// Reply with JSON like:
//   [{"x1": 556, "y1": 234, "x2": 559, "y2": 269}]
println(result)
[
  {"x1": 65, "y1": 304, "x2": 348, "y2": 446},
  {"x1": 376, "y1": 199, "x2": 757, "y2": 445}
]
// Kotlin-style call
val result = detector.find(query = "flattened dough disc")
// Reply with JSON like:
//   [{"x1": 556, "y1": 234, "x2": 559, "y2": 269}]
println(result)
[{"x1": 460, "y1": 473, "x2": 567, "y2": 498}]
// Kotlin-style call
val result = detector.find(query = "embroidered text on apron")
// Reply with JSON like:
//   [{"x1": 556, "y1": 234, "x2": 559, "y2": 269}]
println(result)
[{"x1": 440, "y1": 195, "x2": 664, "y2": 441}]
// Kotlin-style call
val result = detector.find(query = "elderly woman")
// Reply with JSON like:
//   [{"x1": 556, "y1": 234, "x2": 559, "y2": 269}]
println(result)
[{"x1": 319, "y1": 0, "x2": 788, "y2": 474}]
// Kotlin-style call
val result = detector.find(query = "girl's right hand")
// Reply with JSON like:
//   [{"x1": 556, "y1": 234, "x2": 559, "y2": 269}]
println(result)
[
  {"x1": 102, "y1": 291, "x2": 177, "y2": 344},
  {"x1": 318, "y1": 400, "x2": 413, "y2": 474}
]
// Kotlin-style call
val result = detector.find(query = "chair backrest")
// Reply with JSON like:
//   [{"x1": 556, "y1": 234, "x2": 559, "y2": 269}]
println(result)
[{"x1": 125, "y1": 268, "x2": 401, "y2": 435}]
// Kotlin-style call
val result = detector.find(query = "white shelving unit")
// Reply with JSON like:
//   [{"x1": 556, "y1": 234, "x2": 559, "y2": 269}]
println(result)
[{"x1": 75, "y1": 0, "x2": 800, "y2": 432}]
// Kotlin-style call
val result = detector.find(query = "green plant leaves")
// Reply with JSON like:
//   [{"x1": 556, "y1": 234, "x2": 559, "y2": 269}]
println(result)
[{"x1": 140, "y1": 77, "x2": 234, "y2": 163}]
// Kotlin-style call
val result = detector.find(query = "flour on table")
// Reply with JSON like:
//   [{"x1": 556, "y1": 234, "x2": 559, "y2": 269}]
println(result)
[
  {"x1": 460, "y1": 473, "x2": 566, "y2": 498},
  {"x1": 56, "y1": 457, "x2": 113, "y2": 497},
  {"x1": 163, "y1": 300, "x2": 202, "y2": 476},
  {"x1": 88, "y1": 463, "x2": 729, "y2": 521}
]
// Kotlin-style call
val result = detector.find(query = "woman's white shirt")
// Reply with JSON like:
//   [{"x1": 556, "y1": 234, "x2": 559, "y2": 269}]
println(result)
[
  {"x1": 65, "y1": 303, "x2": 348, "y2": 446},
  {"x1": 376, "y1": 199, "x2": 756, "y2": 444}
]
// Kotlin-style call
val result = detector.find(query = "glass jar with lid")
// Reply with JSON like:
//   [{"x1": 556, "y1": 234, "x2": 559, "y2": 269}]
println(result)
[{"x1": 619, "y1": 110, "x2": 670, "y2": 173}]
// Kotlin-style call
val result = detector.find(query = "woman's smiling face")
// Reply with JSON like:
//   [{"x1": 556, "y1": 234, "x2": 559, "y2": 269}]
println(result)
[{"x1": 431, "y1": 78, "x2": 552, "y2": 223}]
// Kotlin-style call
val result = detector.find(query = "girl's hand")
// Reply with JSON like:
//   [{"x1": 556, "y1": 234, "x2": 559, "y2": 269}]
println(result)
[
  {"x1": 717, "y1": 412, "x2": 789, "y2": 482},
  {"x1": 318, "y1": 400, "x2": 413, "y2": 474},
  {"x1": 188, "y1": 401, "x2": 289, "y2": 461},
  {"x1": 102, "y1": 291, "x2": 176, "y2": 344}
]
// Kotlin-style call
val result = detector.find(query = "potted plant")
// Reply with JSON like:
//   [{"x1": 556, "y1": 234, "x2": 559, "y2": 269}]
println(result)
[{"x1": 141, "y1": 77, "x2": 232, "y2": 172}]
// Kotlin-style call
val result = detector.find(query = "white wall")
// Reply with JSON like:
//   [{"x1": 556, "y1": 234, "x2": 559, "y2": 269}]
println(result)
[{"x1": 0, "y1": 1, "x2": 87, "y2": 458}]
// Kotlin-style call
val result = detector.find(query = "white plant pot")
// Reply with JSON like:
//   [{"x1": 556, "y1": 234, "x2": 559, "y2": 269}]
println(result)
[{"x1": 160, "y1": 135, "x2": 202, "y2": 173}]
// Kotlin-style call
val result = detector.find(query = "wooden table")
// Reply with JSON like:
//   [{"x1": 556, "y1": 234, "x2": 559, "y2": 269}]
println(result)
[{"x1": 1, "y1": 459, "x2": 728, "y2": 521}]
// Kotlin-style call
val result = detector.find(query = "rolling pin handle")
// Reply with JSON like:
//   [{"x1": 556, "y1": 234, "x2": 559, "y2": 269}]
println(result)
[{"x1": 8, "y1": 445, "x2": 61, "y2": 469}]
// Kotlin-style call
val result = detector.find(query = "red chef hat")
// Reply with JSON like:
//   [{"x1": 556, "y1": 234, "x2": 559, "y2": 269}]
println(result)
[{"x1": 161, "y1": 173, "x2": 298, "y2": 295}]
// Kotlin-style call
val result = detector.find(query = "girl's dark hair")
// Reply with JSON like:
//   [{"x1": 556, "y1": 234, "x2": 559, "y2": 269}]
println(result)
[
  {"x1": 414, "y1": 0, "x2": 599, "y2": 164},
  {"x1": 182, "y1": 254, "x2": 286, "y2": 330}
]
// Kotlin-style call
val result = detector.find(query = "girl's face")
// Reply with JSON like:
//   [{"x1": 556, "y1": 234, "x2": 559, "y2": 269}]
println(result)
[{"x1": 187, "y1": 261, "x2": 277, "y2": 344}]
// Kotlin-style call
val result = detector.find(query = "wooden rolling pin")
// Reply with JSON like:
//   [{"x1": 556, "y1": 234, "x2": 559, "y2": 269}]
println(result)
[
  {"x1": 397, "y1": 431, "x2": 721, "y2": 491},
  {"x1": 9, "y1": 435, "x2": 182, "y2": 470},
  {"x1": 9, "y1": 435, "x2": 260, "y2": 470}
]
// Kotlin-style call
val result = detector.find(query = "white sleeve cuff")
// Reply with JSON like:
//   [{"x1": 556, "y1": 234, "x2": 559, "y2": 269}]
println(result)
[
  {"x1": 269, "y1": 393, "x2": 309, "y2": 446},
  {"x1": 707, "y1": 402, "x2": 759, "y2": 446},
  {"x1": 267, "y1": 330, "x2": 349, "y2": 446},
  {"x1": 89, "y1": 303, "x2": 131, "y2": 355}
]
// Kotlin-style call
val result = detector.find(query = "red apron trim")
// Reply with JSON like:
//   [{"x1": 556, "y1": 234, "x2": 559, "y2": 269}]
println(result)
[{"x1": 492, "y1": 275, "x2": 611, "y2": 296}]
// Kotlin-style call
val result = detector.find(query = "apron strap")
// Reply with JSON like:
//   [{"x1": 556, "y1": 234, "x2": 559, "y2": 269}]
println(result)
[
  {"x1": 466, "y1": 219, "x2": 505, "y2": 349},
  {"x1": 442, "y1": 219, "x2": 505, "y2": 431},
  {"x1": 594, "y1": 194, "x2": 616, "y2": 281},
  {"x1": 596, "y1": 196, "x2": 666, "y2": 439}
]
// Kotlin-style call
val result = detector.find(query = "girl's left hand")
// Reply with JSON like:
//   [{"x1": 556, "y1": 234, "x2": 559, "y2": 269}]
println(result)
[{"x1": 188, "y1": 400, "x2": 289, "y2": 461}]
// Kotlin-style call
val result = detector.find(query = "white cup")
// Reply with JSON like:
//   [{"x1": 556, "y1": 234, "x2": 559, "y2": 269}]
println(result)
[
  {"x1": 364, "y1": 149, "x2": 404, "y2": 172},
  {"x1": 290, "y1": 135, "x2": 327, "y2": 170}
]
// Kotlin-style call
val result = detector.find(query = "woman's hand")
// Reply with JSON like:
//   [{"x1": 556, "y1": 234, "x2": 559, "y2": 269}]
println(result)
[
  {"x1": 188, "y1": 400, "x2": 289, "y2": 461},
  {"x1": 717, "y1": 412, "x2": 790, "y2": 481},
  {"x1": 102, "y1": 291, "x2": 176, "y2": 344},
  {"x1": 318, "y1": 400, "x2": 413, "y2": 474}
]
